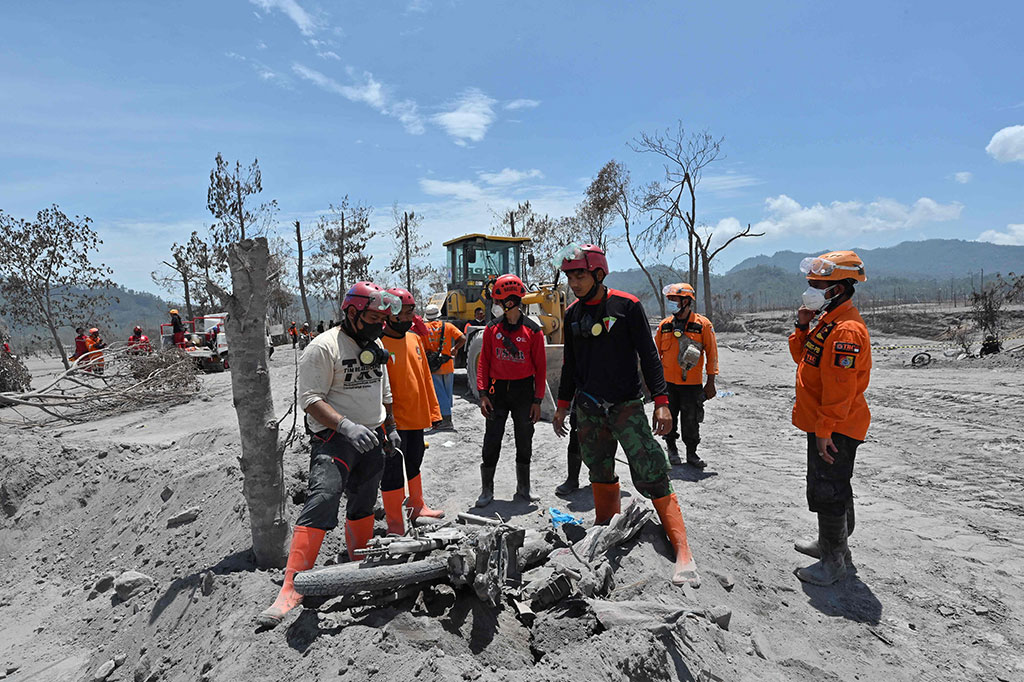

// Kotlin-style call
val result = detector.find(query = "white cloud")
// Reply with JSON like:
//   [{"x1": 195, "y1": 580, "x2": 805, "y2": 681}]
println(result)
[
  {"x1": 986, "y1": 125, "x2": 1024, "y2": 162},
  {"x1": 699, "y1": 173, "x2": 763, "y2": 195},
  {"x1": 953, "y1": 171, "x2": 972, "y2": 184},
  {"x1": 747, "y1": 194, "x2": 963, "y2": 236},
  {"x1": 406, "y1": 0, "x2": 431, "y2": 12},
  {"x1": 419, "y1": 179, "x2": 486, "y2": 201},
  {"x1": 292, "y1": 63, "x2": 424, "y2": 134},
  {"x1": 478, "y1": 168, "x2": 544, "y2": 186},
  {"x1": 317, "y1": 50, "x2": 341, "y2": 61},
  {"x1": 505, "y1": 99, "x2": 541, "y2": 110},
  {"x1": 249, "y1": 0, "x2": 320, "y2": 36},
  {"x1": 978, "y1": 223, "x2": 1024, "y2": 246},
  {"x1": 432, "y1": 89, "x2": 497, "y2": 144},
  {"x1": 226, "y1": 52, "x2": 289, "y2": 88}
]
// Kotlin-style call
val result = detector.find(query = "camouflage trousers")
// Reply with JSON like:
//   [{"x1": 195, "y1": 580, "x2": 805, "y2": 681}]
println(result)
[{"x1": 575, "y1": 397, "x2": 672, "y2": 499}]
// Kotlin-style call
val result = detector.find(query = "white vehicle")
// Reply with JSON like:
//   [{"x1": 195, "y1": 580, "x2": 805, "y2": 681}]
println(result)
[{"x1": 160, "y1": 313, "x2": 230, "y2": 372}]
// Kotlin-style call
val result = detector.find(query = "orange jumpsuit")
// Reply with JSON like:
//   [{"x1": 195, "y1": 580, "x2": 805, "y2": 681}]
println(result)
[{"x1": 789, "y1": 300, "x2": 871, "y2": 440}]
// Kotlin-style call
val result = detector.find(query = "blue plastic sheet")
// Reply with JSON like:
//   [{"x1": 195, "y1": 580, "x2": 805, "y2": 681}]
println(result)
[{"x1": 549, "y1": 507, "x2": 583, "y2": 529}]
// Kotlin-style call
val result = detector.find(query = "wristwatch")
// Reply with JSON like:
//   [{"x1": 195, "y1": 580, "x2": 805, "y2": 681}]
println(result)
[
  {"x1": 532, "y1": 397, "x2": 543, "y2": 405},
  {"x1": 795, "y1": 320, "x2": 809, "y2": 330}
]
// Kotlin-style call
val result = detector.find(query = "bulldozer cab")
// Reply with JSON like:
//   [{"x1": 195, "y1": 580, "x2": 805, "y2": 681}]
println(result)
[{"x1": 438, "y1": 234, "x2": 531, "y2": 320}]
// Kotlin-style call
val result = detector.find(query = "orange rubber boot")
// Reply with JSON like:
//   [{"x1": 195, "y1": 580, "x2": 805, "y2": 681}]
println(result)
[
  {"x1": 256, "y1": 525, "x2": 325, "y2": 628},
  {"x1": 406, "y1": 474, "x2": 445, "y2": 520},
  {"x1": 345, "y1": 514, "x2": 375, "y2": 562},
  {"x1": 591, "y1": 481, "x2": 621, "y2": 525},
  {"x1": 652, "y1": 493, "x2": 700, "y2": 587},
  {"x1": 381, "y1": 488, "x2": 406, "y2": 536}
]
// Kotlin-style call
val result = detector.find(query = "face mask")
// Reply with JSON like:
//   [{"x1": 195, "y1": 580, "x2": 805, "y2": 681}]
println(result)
[
  {"x1": 355, "y1": 321, "x2": 384, "y2": 341},
  {"x1": 387, "y1": 319, "x2": 413, "y2": 334},
  {"x1": 801, "y1": 285, "x2": 840, "y2": 311},
  {"x1": 675, "y1": 299, "x2": 692, "y2": 315},
  {"x1": 492, "y1": 304, "x2": 504, "y2": 318}
]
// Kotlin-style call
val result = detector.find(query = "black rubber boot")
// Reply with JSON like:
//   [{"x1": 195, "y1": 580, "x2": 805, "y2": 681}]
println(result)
[
  {"x1": 514, "y1": 462, "x2": 539, "y2": 503},
  {"x1": 795, "y1": 512, "x2": 849, "y2": 586},
  {"x1": 665, "y1": 438, "x2": 683, "y2": 466},
  {"x1": 555, "y1": 445, "x2": 581, "y2": 497},
  {"x1": 474, "y1": 465, "x2": 495, "y2": 508},
  {"x1": 794, "y1": 499, "x2": 854, "y2": 562},
  {"x1": 685, "y1": 443, "x2": 705, "y2": 470}
]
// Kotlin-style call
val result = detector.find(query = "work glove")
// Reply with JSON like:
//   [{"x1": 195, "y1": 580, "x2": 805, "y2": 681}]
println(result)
[
  {"x1": 383, "y1": 429, "x2": 403, "y2": 459},
  {"x1": 336, "y1": 417, "x2": 378, "y2": 453}
]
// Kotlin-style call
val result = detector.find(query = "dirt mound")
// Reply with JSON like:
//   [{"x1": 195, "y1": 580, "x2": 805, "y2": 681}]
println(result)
[{"x1": 2, "y1": 344, "x2": 1023, "y2": 681}]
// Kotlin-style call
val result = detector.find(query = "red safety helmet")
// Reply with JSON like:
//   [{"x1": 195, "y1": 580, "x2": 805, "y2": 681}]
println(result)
[
  {"x1": 557, "y1": 243, "x2": 609, "y2": 277},
  {"x1": 491, "y1": 274, "x2": 526, "y2": 300},
  {"x1": 342, "y1": 281, "x2": 401, "y2": 315},
  {"x1": 133, "y1": 326, "x2": 143, "y2": 334},
  {"x1": 386, "y1": 287, "x2": 416, "y2": 307}
]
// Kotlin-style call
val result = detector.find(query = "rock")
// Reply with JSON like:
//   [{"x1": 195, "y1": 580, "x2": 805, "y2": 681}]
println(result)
[
  {"x1": 160, "y1": 487, "x2": 173, "y2": 503},
  {"x1": 201, "y1": 571, "x2": 214, "y2": 596},
  {"x1": 94, "y1": 660, "x2": 116, "y2": 681},
  {"x1": 114, "y1": 571, "x2": 154, "y2": 601},
  {"x1": 708, "y1": 569, "x2": 736, "y2": 591},
  {"x1": 974, "y1": 605, "x2": 989, "y2": 616},
  {"x1": 705, "y1": 606, "x2": 732, "y2": 631},
  {"x1": 751, "y1": 631, "x2": 773, "y2": 660},
  {"x1": 114, "y1": 654, "x2": 126, "y2": 667},
  {"x1": 166, "y1": 507, "x2": 200, "y2": 528},
  {"x1": 134, "y1": 653, "x2": 152, "y2": 682},
  {"x1": 94, "y1": 573, "x2": 116, "y2": 594},
  {"x1": 938, "y1": 605, "x2": 955, "y2": 617}
]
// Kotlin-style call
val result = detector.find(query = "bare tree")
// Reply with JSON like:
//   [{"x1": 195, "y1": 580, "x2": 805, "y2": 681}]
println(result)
[
  {"x1": 308, "y1": 198, "x2": 375, "y2": 319},
  {"x1": 206, "y1": 238, "x2": 288, "y2": 568},
  {"x1": 151, "y1": 242, "x2": 198, "y2": 321},
  {"x1": 207, "y1": 153, "x2": 278, "y2": 271},
  {"x1": 294, "y1": 221, "x2": 313, "y2": 327},
  {"x1": 694, "y1": 222, "x2": 764, "y2": 320},
  {"x1": 0, "y1": 206, "x2": 118, "y2": 369},
  {"x1": 586, "y1": 160, "x2": 665, "y2": 316},
  {"x1": 388, "y1": 205, "x2": 433, "y2": 302},
  {"x1": 631, "y1": 124, "x2": 723, "y2": 292}
]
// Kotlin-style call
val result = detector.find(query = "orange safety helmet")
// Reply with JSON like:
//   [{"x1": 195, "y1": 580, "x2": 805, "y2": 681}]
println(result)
[
  {"x1": 662, "y1": 282, "x2": 696, "y2": 301},
  {"x1": 88, "y1": 327, "x2": 99, "y2": 334},
  {"x1": 800, "y1": 251, "x2": 867, "y2": 282},
  {"x1": 169, "y1": 309, "x2": 179, "y2": 315}
]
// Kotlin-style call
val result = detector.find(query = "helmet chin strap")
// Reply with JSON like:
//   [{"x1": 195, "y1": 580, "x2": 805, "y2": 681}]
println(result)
[{"x1": 579, "y1": 276, "x2": 603, "y2": 302}]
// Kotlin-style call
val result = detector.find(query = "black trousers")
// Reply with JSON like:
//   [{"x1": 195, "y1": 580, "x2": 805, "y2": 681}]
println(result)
[
  {"x1": 296, "y1": 426, "x2": 385, "y2": 529},
  {"x1": 805, "y1": 432, "x2": 861, "y2": 516},
  {"x1": 380, "y1": 430, "x2": 426, "y2": 492},
  {"x1": 481, "y1": 377, "x2": 535, "y2": 468},
  {"x1": 666, "y1": 383, "x2": 704, "y2": 448}
]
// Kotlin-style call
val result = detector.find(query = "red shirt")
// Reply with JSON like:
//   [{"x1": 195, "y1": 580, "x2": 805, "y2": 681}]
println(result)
[{"x1": 477, "y1": 315, "x2": 546, "y2": 399}]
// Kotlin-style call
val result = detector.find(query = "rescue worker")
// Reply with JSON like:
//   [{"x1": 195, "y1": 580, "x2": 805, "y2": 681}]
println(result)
[
  {"x1": 423, "y1": 304, "x2": 466, "y2": 431},
  {"x1": 127, "y1": 326, "x2": 151, "y2": 354},
  {"x1": 655, "y1": 283, "x2": 719, "y2": 468},
  {"x1": 317, "y1": 320, "x2": 325, "y2": 334},
  {"x1": 789, "y1": 250, "x2": 871, "y2": 586},
  {"x1": 83, "y1": 327, "x2": 106, "y2": 374},
  {"x1": 380, "y1": 287, "x2": 444, "y2": 534},
  {"x1": 70, "y1": 327, "x2": 89, "y2": 361},
  {"x1": 258, "y1": 282, "x2": 403, "y2": 629},
  {"x1": 170, "y1": 309, "x2": 186, "y2": 348},
  {"x1": 288, "y1": 322, "x2": 298, "y2": 349},
  {"x1": 464, "y1": 307, "x2": 486, "y2": 334},
  {"x1": 205, "y1": 323, "x2": 220, "y2": 351},
  {"x1": 552, "y1": 244, "x2": 699, "y2": 587},
  {"x1": 475, "y1": 275, "x2": 547, "y2": 506}
]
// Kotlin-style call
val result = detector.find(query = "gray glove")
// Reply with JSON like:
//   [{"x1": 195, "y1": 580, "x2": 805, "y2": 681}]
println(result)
[
  {"x1": 336, "y1": 417, "x2": 378, "y2": 453},
  {"x1": 383, "y1": 429, "x2": 403, "y2": 458}
]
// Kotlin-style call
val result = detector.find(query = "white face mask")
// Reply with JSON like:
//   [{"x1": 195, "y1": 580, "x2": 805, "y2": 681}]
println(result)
[
  {"x1": 492, "y1": 304, "x2": 504, "y2": 318},
  {"x1": 802, "y1": 286, "x2": 827, "y2": 310}
]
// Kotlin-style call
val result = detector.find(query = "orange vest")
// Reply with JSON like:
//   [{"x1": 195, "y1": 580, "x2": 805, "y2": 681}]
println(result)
[
  {"x1": 655, "y1": 312, "x2": 719, "y2": 385},
  {"x1": 381, "y1": 332, "x2": 442, "y2": 430},
  {"x1": 423, "y1": 321, "x2": 464, "y2": 375},
  {"x1": 789, "y1": 300, "x2": 871, "y2": 440}
]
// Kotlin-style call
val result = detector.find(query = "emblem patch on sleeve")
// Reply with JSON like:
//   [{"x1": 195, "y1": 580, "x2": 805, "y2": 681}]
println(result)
[
  {"x1": 834, "y1": 353, "x2": 856, "y2": 369},
  {"x1": 834, "y1": 342, "x2": 860, "y2": 354}
]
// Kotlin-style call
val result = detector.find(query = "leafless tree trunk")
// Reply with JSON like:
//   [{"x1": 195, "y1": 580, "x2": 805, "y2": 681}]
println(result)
[
  {"x1": 695, "y1": 223, "x2": 764, "y2": 320},
  {"x1": 295, "y1": 221, "x2": 312, "y2": 327},
  {"x1": 207, "y1": 237, "x2": 288, "y2": 568}
]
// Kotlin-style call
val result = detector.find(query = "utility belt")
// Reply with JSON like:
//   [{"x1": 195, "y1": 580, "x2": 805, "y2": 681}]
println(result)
[
  {"x1": 487, "y1": 376, "x2": 535, "y2": 396},
  {"x1": 575, "y1": 390, "x2": 631, "y2": 417}
]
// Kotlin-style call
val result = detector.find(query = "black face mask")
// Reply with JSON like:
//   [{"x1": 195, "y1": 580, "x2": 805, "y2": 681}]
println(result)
[
  {"x1": 387, "y1": 318, "x2": 413, "y2": 334},
  {"x1": 344, "y1": 315, "x2": 384, "y2": 343}
]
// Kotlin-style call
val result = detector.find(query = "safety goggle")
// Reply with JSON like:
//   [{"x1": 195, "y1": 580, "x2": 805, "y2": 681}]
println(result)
[
  {"x1": 662, "y1": 283, "x2": 695, "y2": 300},
  {"x1": 351, "y1": 291, "x2": 402, "y2": 315},
  {"x1": 553, "y1": 243, "x2": 587, "y2": 268},
  {"x1": 799, "y1": 257, "x2": 861, "y2": 277}
]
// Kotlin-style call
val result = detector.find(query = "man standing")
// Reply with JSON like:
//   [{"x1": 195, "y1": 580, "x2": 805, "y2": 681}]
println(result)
[
  {"x1": 380, "y1": 287, "x2": 445, "y2": 535},
  {"x1": 475, "y1": 275, "x2": 546, "y2": 507},
  {"x1": 789, "y1": 251, "x2": 871, "y2": 586},
  {"x1": 464, "y1": 306, "x2": 486, "y2": 334},
  {"x1": 655, "y1": 283, "x2": 719, "y2": 468},
  {"x1": 127, "y1": 326, "x2": 151, "y2": 354},
  {"x1": 288, "y1": 322, "x2": 298, "y2": 349},
  {"x1": 552, "y1": 244, "x2": 699, "y2": 587},
  {"x1": 257, "y1": 282, "x2": 402, "y2": 628},
  {"x1": 83, "y1": 327, "x2": 106, "y2": 374},
  {"x1": 70, "y1": 327, "x2": 89, "y2": 361},
  {"x1": 423, "y1": 304, "x2": 466, "y2": 431},
  {"x1": 170, "y1": 309, "x2": 186, "y2": 348}
]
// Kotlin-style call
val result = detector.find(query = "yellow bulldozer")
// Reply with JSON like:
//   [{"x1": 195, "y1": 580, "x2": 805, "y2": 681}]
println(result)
[{"x1": 426, "y1": 233, "x2": 566, "y2": 417}]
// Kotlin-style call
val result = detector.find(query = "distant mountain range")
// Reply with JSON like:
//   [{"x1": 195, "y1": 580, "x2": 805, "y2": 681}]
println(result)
[{"x1": 729, "y1": 239, "x2": 1023, "y2": 279}]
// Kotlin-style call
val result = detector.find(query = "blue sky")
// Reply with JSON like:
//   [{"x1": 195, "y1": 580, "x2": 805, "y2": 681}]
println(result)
[{"x1": 2, "y1": 0, "x2": 1022, "y2": 295}]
